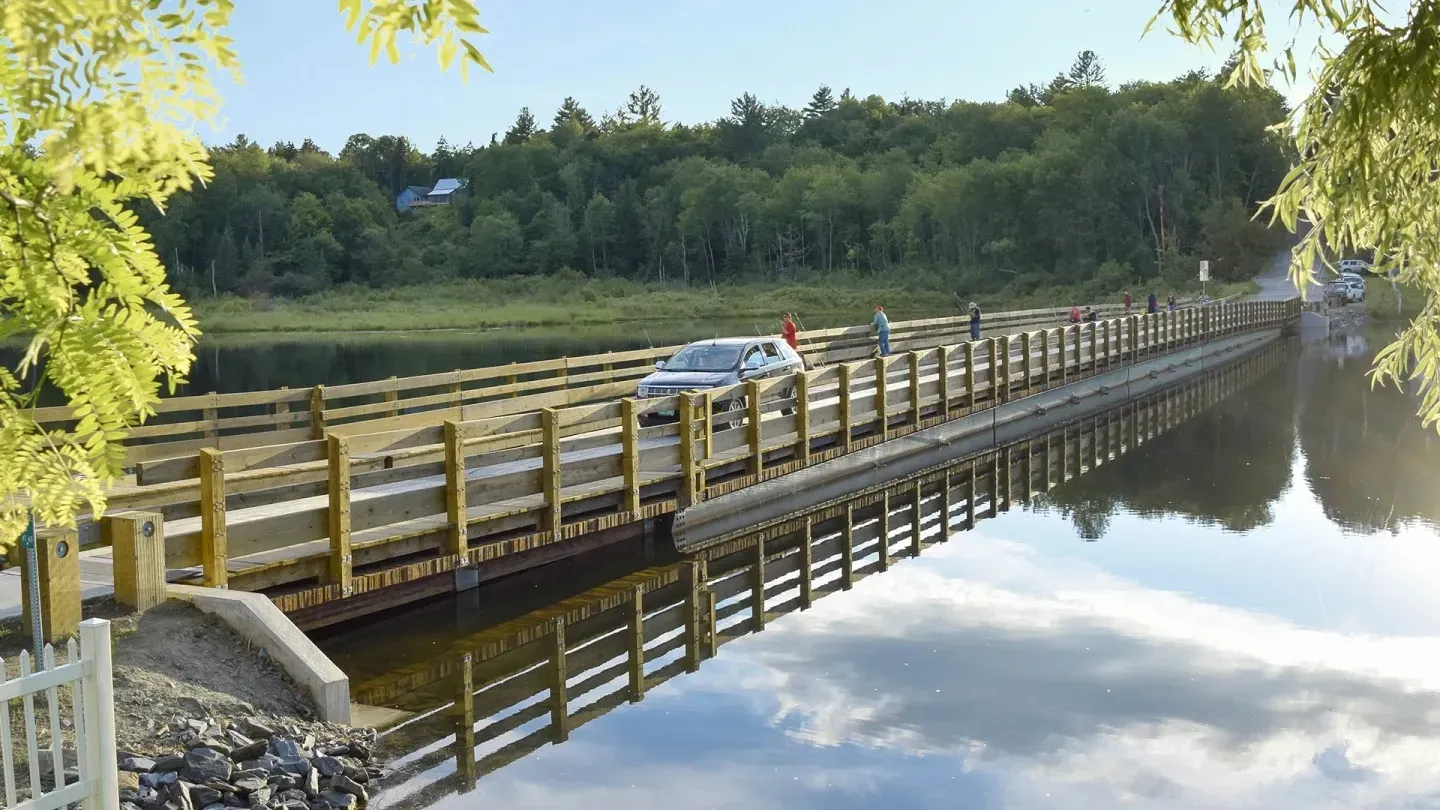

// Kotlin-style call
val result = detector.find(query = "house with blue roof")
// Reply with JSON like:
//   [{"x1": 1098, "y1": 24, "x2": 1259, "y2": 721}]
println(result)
[{"x1": 396, "y1": 178, "x2": 467, "y2": 212}]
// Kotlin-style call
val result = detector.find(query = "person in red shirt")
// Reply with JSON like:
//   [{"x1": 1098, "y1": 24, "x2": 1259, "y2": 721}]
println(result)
[
  {"x1": 780, "y1": 312, "x2": 798, "y2": 350},
  {"x1": 1124, "y1": 290, "x2": 1133, "y2": 314},
  {"x1": 1069, "y1": 303, "x2": 1082, "y2": 324}
]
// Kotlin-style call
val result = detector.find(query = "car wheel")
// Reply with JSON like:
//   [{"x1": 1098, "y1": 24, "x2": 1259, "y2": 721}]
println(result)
[{"x1": 723, "y1": 397, "x2": 747, "y2": 431}]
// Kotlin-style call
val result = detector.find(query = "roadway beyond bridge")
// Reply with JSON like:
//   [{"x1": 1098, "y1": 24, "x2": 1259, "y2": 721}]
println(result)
[{"x1": 21, "y1": 298, "x2": 1298, "y2": 632}]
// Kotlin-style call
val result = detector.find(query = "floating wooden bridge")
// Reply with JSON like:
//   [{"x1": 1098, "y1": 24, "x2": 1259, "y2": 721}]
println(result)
[
  {"x1": 348, "y1": 341, "x2": 1291, "y2": 809},
  {"x1": 52, "y1": 298, "x2": 1296, "y2": 627}
]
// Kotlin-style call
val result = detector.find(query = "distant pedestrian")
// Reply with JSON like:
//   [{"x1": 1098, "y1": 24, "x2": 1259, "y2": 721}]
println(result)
[
  {"x1": 1147, "y1": 292, "x2": 1159, "y2": 314},
  {"x1": 780, "y1": 312, "x2": 798, "y2": 350},
  {"x1": 1124, "y1": 290, "x2": 1133, "y2": 314},
  {"x1": 1069, "y1": 302, "x2": 1082, "y2": 324},
  {"x1": 1167, "y1": 293, "x2": 1177, "y2": 312},
  {"x1": 1084, "y1": 306, "x2": 1099, "y2": 322},
  {"x1": 968, "y1": 301, "x2": 982, "y2": 340},
  {"x1": 872, "y1": 305, "x2": 891, "y2": 357}
]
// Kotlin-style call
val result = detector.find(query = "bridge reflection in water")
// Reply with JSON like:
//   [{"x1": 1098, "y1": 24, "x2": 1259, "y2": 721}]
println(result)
[{"x1": 346, "y1": 343, "x2": 1290, "y2": 810}]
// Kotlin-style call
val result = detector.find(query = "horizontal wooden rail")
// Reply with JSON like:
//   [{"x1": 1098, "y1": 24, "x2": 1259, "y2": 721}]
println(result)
[
  {"x1": 65, "y1": 299, "x2": 1299, "y2": 596},
  {"x1": 35, "y1": 301, "x2": 1198, "y2": 469}
]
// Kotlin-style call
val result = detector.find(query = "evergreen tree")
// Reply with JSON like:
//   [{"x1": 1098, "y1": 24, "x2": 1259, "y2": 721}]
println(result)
[
  {"x1": 1068, "y1": 50, "x2": 1107, "y2": 88},
  {"x1": 552, "y1": 97, "x2": 596, "y2": 132},
  {"x1": 624, "y1": 85, "x2": 663, "y2": 124},
  {"x1": 503, "y1": 107, "x2": 537, "y2": 145},
  {"x1": 803, "y1": 85, "x2": 836, "y2": 119}
]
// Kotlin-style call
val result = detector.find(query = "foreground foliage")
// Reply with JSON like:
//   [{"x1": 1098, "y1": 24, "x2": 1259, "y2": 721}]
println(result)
[
  {"x1": 1155, "y1": 0, "x2": 1440, "y2": 430},
  {"x1": 0, "y1": 0, "x2": 488, "y2": 542}
]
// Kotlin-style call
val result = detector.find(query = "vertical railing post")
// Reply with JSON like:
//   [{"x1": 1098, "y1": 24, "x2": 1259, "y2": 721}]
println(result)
[
  {"x1": 274, "y1": 386, "x2": 290, "y2": 433},
  {"x1": 840, "y1": 504, "x2": 855, "y2": 590},
  {"x1": 1059, "y1": 328, "x2": 1069, "y2": 384},
  {"x1": 621, "y1": 399, "x2": 641, "y2": 515},
  {"x1": 1087, "y1": 322, "x2": 1098, "y2": 373},
  {"x1": 453, "y1": 653, "x2": 476, "y2": 793},
  {"x1": 198, "y1": 448, "x2": 227, "y2": 589},
  {"x1": 444, "y1": 420, "x2": 468, "y2": 559},
  {"x1": 799, "y1": 519, "x2": 814, "y2": 610},
  {"x1": 309, "y1": 385, "x2": 326, "y2": 440},
  {"x1": 703, "y1": 391, "x2": 714, "y2": 460},
  {"x1": 878, "y1": 490, "x2": 891, "y2": 571},
  {"x1": 628, "y1": 586, "x2": 645, "y2": 701},
  {"x1": 910, "y1": 482, "x2": 923, "y2": 557},
  {"x1": 550, "y1": 616, "x2": 569, "y2": 742},
  {"x1": 1039, "y1": 329, "x2": 1050, "y2": 388},
  {"x1": 78, "y1": 619, "x2": 118, "y2": 810},
  {"x1": 965, "y1": 463, "x2": 977, "y2": 529},
  {"x1": 1021, "y1": 332, "x2": 1033, "y2": 393},
  {"x1": 872, "y1": 356, "x2": 888, "y2": 437},
  {"x1": 1072, "y1": 324, "x2": 1082, "y2": 373},
  {"x1": 964, "y1": 342, "x2": 977, "y2": 410},
  {"x1": 837, "y1": 363, "x2": 852, "y2": 451},
  {"x1": 682, "y1": 561, "x2": 702, "y2": 672},
  {"x1": 327, "y1": 433, "x2": 352, "y2": 595},
  {"x1": 938, "y1": 470, "x2": 952, "y2": 540},
  {"x1": 745, "y1": 381, "x2": 762, "y2": 477},
  {"x1": 793, "y1": 371, "x2": 810, "y2": 465},
  {"x1": 936, "y1": 346, "x2": 951, "y2": 417},
  {"x1": 681, "y1": 393, "x2": 704, "y2": 502},
  {"x1": 541, "y1": 408, "x2": 562, "y2": 538},
  {"x1": 384, "y1": 376, "x2": 400, "y2": 418},
  {"x1": 907, "y1": 352, "x2": 921, "y2": 426},
  {"x1": 751, "y1": 537, "x2": 766, "y2": 632},
  {"x1": 202, "y1": 392, "x2": 218, "y2": 442},
  {"x1": 450, "y1": 371, "x2": 463, "y2": 408},
  {"x1": 1101, "y1": 319, "x2": 1111, "y2": 368},
  {"x1": 998, "y1": 335, "x2": 1012, "y2": 403}
]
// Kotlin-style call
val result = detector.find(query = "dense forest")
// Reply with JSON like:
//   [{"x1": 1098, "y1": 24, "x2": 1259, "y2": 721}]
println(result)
[{"x1": 150, "y1": 52, "x2": 1292, "y2": 301}]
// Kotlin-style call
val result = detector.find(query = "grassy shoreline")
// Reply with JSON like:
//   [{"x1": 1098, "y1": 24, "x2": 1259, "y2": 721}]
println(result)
[{"x1": 189, "y1": 276, "x2": 1261, "y2": 335}]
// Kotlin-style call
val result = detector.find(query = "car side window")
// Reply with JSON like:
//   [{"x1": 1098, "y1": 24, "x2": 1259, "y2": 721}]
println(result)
[
  {"x1": 761, "y1": 342, "x2": 781, "y2": 363},
  {"x1": 743, "y1": 347, "x2": 764, "y2": 369}
]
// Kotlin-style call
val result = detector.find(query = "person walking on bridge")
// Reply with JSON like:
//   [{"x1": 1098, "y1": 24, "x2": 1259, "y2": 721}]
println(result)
[
  {"x1": 1124, "y1": 289, "x2": 1133, "y2": 314},
  {"x1": 1147, "y1": 292, "x2": 1159, "y2": 314},
  {"x1": 968, "y1": 301, "x2": 982, "y2": 340},
  {"x1": 872, "y1": 305, "x2": 891, "y2": 357},
  {"x1": 780, "y1": 312, "x2": 798, "y2": 351}
]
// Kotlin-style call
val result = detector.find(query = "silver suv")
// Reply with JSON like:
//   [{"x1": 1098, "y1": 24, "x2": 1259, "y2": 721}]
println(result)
[{"x1": 637, "y1": 337, "x2": 805, "y2": 427}]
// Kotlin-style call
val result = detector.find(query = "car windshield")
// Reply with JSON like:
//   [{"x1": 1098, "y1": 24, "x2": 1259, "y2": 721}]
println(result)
[{"x1": 662, "y1": 344, "x2": 744, "y2": 373}]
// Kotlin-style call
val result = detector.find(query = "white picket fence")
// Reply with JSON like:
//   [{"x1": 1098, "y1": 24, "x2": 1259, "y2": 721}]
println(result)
[{"x1": 0, "y1": 620, "x2": 118, "y2": 810}]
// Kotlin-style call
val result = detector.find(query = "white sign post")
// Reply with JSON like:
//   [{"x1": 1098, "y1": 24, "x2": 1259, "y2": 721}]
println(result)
[{"x1": 1199, "y1": 260, "x2": 1210, "y2": 299}]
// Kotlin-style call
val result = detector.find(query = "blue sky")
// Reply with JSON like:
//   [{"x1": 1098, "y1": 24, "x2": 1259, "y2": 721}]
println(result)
[{"x1": 213, "y1": 0, "x2": 1316, "y2": 154}]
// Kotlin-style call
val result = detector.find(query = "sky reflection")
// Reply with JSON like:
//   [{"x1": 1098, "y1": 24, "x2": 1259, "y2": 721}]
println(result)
[{"x1": 443, "y1": 434, "x2": 1440, "y2": 810}]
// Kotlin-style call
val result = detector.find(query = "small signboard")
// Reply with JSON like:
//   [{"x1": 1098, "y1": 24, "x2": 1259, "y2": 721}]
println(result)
[{"x1": 1199, "y1": 260, "x2": 1210, "y2": 282}]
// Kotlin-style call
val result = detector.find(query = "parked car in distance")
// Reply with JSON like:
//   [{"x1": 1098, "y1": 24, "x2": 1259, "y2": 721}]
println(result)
[
  {"x1": 1339, "y1": 271, "x2": 1366, "y2": 289},
  {"x1": 1338, "y1": 259, "x2": 1371, "y2": 275},
  {"x1": 636, "y1": 337, "x2": 805, "y2": 427},
  {"x1": 1325, "y1": 279, "x2": 1365, "y2": 304}
]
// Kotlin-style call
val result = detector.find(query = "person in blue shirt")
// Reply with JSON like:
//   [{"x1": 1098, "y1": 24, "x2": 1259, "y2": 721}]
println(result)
[
  {"x1": 968, "y1": 301, "x2": 982, "y2": 340},
  {"x1": 872, "y1": 305, "x2": 890, "y2": 356},
  {"x1": 1147, "y1": 292, "x2": 1159, "y2": 314}
]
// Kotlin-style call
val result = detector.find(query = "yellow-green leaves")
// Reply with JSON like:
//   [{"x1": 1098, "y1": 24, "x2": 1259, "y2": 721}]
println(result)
[
  {"x1": 341, "y1": 0, "x2": 492, "y2": 77},
  {"x1": 1155, "y1": 0, "x2": 1440, "y2": 432},
  {"x1": 2, "y1": 0, "x2": 494, "y2": 549}
]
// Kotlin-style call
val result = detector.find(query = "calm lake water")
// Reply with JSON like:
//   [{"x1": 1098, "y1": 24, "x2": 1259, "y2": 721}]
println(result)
[{"x1": 310, "y1": 325, "x2": 1440, "y2": 810}]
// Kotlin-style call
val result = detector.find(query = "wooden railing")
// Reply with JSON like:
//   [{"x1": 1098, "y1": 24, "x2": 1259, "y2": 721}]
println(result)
[
  {"x1": 35, "y1": 303, "x2": 1147, "y2": 470},
  {"x1": 88, "y1": 299, "x2": 1297, "y2": 611},
  {"x1": 359, "y1": 341, "x2": 1290, "y2": 809}
]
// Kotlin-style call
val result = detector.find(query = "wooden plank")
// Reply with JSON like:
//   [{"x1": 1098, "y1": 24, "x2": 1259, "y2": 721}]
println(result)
[
  {"x1": 751, "y1": 537, "x2": 766, "y2": 632},
  {"x1": 620, "y1": 399, "x2": 640, "y2": 513},
  {"x1": 551, "y1": 616, "x2": 569, "y2": 743},
  {"x1": 838, "y1": 363, "x2": 852, "y2": 450},
  {"x1": 680, "y1": 394, "x2": 699, "y2": 507},
  {"x1": 794, "y1": 371, "x2": 810, "y2": 464},
  {"x1": 745, "y1": 380, "x2": 762, "y2": 477},
  {"x1": 327, "y1": 433, "x2": 353, "y2": 595},
  {"x1": 799, "y1": 519, "x2": 813, "y2": 610},
  {"x1": 198, "y1": 448, "x2": 228, "y2": 588},
  {"x1": 841, "y1": 503, "x2": 854, "y2": 589},
  {"x1": 908, "y1": 352, "x2": 921, "y2": 425},
  {"x1": 628, "y1": 586, "x2": 645, "y2": 702},
  {"x1": 683, "y1": 561, "x2": 702, "y2": 672},
  {"x1": 873, "y1": 357, "x2": 887, "y2": 436},
  {"x1": 444, "y1": 421, "x2": 467, "y2": 557},
  {"x1": 911, "y1": 482, "x2": 923, "y2": 556},
  {"x1": 541, "y1": 408, "x2": 561, "y2": 539},
  {"x1": 878, "y1": 490, "x2": 891, "y2": 571},
  {"x1": 936, "y1": 345, "x2": 950, "y2": 416}
]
